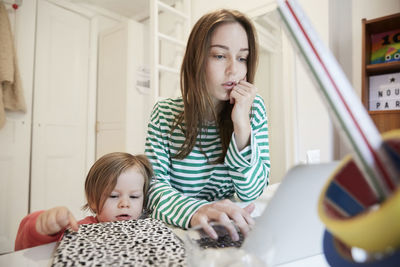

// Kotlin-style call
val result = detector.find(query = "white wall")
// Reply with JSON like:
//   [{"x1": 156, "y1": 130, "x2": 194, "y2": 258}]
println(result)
[
  {"x1": 330, "y1": 0, "x2": 400, "y2": 159},
  {"x1": 294, "y1": 0, "x2": 333, "y2": 165},
  {"x1": 191, "y1": 0, "x2": 268, "y2": 23}
]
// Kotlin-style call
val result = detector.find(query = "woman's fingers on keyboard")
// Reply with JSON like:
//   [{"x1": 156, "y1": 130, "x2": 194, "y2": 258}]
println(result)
[
  {"x1": 217, "y1": 200, "x2": 255, "y2": 235},
  {"x1": 231, "y1": 211, "x2": 251, "y2": 237},
  {"x1": 213, "y1": 200, "x2": 253, "y2": 239},
  {"x1": 218, "y1": 213, "x2": 239, "y2": 241},
  {"x1": 243, "y1": 202, "x2": 256, "y2": 217},
  {"x1": 243, "y1": 203, "x2": 256, "y2": 228},
  {"x1": 198, "y1": 207, "x2": 238, "y2": 240},
  {"x1": 191, "y1": 199, "x2": 255, "y2": 240},
  {"x1": 198, "y1": 215, "x2": 218, "y2": 240}
]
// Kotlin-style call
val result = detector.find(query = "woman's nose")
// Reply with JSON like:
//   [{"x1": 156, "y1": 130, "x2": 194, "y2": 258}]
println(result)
[{"x1": 226, "y1": 59, "x2": 238, "y2": 76}]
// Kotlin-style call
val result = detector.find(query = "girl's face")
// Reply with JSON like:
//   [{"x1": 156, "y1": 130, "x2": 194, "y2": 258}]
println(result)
[
  {"x1": 96, "y1": 166, "x2": 144, "y2": 222},
  {"x1": 206, "y1": 22, "x2": 249, "y2": 107}
]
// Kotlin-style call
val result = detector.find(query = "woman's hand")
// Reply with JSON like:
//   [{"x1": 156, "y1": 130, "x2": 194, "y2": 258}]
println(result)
[
  {"x1": 229, "y1": 80, "x2": 257, "y2": 150},
  {"x1": 190, "y1": 199, "x2": 255, "y2": 241},
  {"x1": 36, "y1": 206, "x2": 79, "y2": 236}
]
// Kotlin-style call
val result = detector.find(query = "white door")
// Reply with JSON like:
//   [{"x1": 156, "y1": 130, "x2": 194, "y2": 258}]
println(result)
[
  {"x1": 30, "y1": 0, "x2": 91, "y2": 218},
  {"x1": 96, "y1": 20, "x2": 148, "y2": 158},
  {"x1": 96, "y1": 23, "x2": 128, "y2": 159}
]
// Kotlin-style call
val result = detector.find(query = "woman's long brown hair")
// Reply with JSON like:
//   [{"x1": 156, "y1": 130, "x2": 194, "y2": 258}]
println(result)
[{"x1": 172, "y1": 9, "x2": 259, "y2": 163}]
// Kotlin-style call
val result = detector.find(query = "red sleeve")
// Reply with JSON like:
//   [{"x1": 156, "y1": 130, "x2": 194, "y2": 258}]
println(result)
[
  {"x1": 14, "y1": 213, "x2": 99, "y2": 251},
  {"x1": 77, "y1": 216, "x2": 98, "y2": 225},
  {"x1": 14, "y1": 211, "x2": 63, "y2": 251}
]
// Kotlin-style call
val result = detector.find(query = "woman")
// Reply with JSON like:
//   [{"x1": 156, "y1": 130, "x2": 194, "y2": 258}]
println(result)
[{"x1": 145, "y1": 9, "x2": 270, "y2": 240}]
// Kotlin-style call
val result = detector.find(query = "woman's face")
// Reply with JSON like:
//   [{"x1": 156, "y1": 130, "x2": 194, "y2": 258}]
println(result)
[{"x1": 205, "y1": 22, "x2": 249, "y2": 107}]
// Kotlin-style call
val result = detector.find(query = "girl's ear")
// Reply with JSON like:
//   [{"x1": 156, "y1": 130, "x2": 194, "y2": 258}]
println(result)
[{"x1": 89, "y1": 203, "x2": 97, "y2": 213}]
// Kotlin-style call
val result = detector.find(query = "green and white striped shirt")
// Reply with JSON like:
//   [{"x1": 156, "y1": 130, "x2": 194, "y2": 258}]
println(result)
[{"x1": 145, "y1": 95, "x2": 270, "y2": 229}]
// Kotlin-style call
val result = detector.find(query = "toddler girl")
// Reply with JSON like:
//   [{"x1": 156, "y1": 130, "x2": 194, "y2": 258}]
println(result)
[{"x1": 15, "y1": 152, "x2": 153, "y2": 251}]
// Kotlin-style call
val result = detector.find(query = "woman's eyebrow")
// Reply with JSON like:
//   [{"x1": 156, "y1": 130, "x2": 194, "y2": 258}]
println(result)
[
  {"x1": 210, "y1": 44, "x2": 229, "y2": 50},
  {"x1": 210, "y1": 44, "x2": 249, "y2": 51}
]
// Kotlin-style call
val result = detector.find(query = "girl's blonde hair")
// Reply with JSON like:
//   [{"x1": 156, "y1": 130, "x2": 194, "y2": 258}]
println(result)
[
  {"x1": 174, "y1": 9, "x2": 259, "y2": 163},
  {"x1": 82, "y1": 152, "x2": 153, "y2": 214}
]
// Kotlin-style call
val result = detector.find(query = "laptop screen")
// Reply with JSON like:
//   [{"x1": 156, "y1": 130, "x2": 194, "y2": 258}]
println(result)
[{"x1": 242, "y1": 162, "x2": 338, "y2": 265}]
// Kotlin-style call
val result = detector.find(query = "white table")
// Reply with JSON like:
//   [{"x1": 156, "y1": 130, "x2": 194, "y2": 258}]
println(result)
[
  {"x1": 0, "y1": 241, "x2": 328, "y2": 266},
  {"x1": 0, "y1": 182, "x2": 328, "y2": 266},
  {"x1": 0, "y1": 242, "x2": 57, "y2": 266}
]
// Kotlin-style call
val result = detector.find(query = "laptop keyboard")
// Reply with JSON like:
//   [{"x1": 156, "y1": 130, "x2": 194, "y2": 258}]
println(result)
[{"x1": 194, "y1": 224, "x2": 244, "y2": 249}]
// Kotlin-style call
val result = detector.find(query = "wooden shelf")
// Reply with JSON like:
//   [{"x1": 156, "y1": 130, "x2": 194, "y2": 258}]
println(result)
[
  {"x1": 368, "y1": 111, "x2": 400, "y2": 133},
  {"x1": 366, "y1": 61, "x2": 400, "y2": 75},
  {"x1": 361, "y1": 12, "x2": 400, "y2": 133},
  {"x1": 368, "y1": 110, "x2": 400, "y2": 115}
]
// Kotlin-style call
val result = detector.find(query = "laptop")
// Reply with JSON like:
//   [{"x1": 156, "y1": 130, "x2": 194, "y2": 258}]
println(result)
[{"x1": 242, "y1": 162, "x2": 339, "y2": 265}]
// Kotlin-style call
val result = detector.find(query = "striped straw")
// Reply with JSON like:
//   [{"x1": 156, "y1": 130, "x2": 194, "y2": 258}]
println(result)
[{"x1": 277, "y1": 0, "x2": 399, "y2": 201}]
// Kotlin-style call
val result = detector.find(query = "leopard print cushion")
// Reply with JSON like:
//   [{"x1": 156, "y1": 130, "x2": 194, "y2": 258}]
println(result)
[{"x1": 51, "y1": 218, "x2": 186, "y2": 266}]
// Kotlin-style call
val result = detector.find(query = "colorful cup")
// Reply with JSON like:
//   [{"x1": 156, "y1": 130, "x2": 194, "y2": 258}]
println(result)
[
  {"x1": 318, "y1": 130, "x2": 400, "y2": 252},
  {"x1": 323, "y1": 230, "x2": 400, "y2": 266}
]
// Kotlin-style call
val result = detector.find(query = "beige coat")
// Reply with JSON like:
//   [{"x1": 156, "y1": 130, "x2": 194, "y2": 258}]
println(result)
[{"x1": 0, "y1": 3, "x2": 26, "y2": 129}]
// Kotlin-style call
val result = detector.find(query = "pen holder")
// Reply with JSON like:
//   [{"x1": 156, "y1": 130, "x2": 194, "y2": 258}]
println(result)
[
  {"x1": 323, "y1": 230, "x2": 400, "y2": 266},
  {"x1": 318, "y1": 130, "x2": 400, "y2": 253}
]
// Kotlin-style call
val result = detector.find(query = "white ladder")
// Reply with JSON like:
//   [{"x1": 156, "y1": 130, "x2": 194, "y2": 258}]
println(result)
[{"x1": 150, "y1": 0, "x2": 191, "y2": 104}]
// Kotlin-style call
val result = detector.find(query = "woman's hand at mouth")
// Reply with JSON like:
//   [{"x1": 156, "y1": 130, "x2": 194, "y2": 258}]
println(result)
[{"x1": 229, "y1": 80, "x2": 257, "y2": 150}]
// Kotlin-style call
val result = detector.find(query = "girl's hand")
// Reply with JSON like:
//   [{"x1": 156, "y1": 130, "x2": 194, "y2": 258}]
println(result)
[
  {"x1": 190, "y1": 199, "x2": 255, "y2": 241},
  {"x1": 36, "y1": 206, "x2": 79, "y2": 236},
  {"x1": 229, "y1": 80, "x2": 257, "y2": 150}
]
